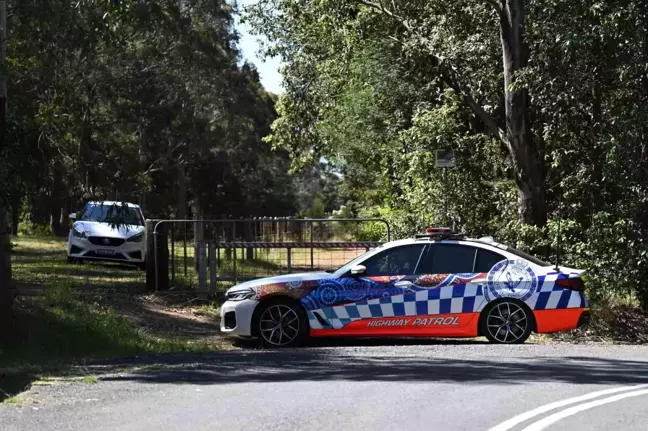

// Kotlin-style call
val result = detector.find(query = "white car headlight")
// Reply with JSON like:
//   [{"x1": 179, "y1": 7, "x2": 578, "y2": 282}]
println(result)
[
  {"x1": 72, "y1": 228, "x2": 87, "y2": 239},
  {"x1": 127, "y1": 233, "x2": 144, "y2": 243},
  {"x1": 225, "y1": 288, "x2": 256, "y2": 301}
]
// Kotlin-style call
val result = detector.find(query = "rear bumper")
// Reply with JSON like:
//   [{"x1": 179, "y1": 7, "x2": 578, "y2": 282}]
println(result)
[
  {"x1": 577, "y1": 309, "x2": 591, "y2": 328},
  {"x1": 534, "y1": 307, "x2": 591, "y2": 334}
]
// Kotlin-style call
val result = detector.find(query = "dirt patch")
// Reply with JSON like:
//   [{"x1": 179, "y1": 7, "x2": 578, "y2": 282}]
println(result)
[{"x1": 113, "y1": 293, "x2": 225, "y2": 343}]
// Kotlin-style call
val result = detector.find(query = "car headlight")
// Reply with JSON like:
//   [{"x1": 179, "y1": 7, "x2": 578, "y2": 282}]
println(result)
[
  {"x1": 127, "y1": 233, "x2": 144, "y2": 243},
  {"x1": 72, "y1": 228, "x2": 87, "y2": 239},
  {"x1": 225, "y1": 288, "x2": 256, "y2": 301}
]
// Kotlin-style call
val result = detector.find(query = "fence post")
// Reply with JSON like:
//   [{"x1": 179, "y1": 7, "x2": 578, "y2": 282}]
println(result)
[
  {"x1": 194, "y1": 214, "x2": 204, "y2": 271},
  {"x1": 287, "y1": 247, "x2": 292, "y2": 272},
  {"x1": 170, "y1": 222, "x2": 175, "y2": 282},
  {"x1": 310, "y1": 220, "x2": 314, "y2": 270},
  {"x1": 197, "y1": 239, "x2": 206, "y2": 292},
  {"x1": 233, "y1": 247, "x2": 238, "y2": 283},
  {"x1": 209, "y1": 241, "x2": 216, "y2": 292},
  {"x1": 147, "y1": 220, "x2": 169, "y2": 292}
]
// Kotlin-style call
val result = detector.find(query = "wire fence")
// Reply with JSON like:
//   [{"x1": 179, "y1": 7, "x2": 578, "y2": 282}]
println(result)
[{"x1": 151, "y1": 218, "x2": 391, "y2": 292}]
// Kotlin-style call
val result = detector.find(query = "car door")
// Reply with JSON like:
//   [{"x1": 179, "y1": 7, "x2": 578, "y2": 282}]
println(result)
[
  {"x1": 412, "y1": 243, "x2": 507, "y2": 327},
  {"x1": 303, "y1": 244, "x2": 427, "y2": 330}
]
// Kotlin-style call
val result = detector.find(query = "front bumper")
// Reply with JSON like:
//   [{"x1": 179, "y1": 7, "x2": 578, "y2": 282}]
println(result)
[
  {"x1": 68, "y1": 236, "x2": 146, "y2": 263},
  {"x1": 219, "y1": 299, "x2": 259, "y2": 337}
]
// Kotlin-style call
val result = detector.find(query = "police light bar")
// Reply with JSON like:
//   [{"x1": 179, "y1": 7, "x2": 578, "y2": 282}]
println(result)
[
  {"x1": 415, "y1": 227, "x2": 465, "y2": 240},
  {"x1": 425, "y1": 227, "x2": 453, "y2": 234}
]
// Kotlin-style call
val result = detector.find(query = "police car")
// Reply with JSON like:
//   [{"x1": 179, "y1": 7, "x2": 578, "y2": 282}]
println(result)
[{"x1": 220, "y1": 228, "x2": 590, "y2": 347}]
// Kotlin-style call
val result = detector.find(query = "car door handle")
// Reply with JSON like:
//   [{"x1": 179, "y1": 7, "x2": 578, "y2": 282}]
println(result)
[{"x1": 394, "y1": 280, "x2": 413, "y2": 288}]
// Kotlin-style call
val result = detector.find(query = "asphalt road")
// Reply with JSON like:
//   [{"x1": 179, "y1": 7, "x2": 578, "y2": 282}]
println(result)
[{"x1": 2, "y1": 340, "x2": 648, "y2": 431}]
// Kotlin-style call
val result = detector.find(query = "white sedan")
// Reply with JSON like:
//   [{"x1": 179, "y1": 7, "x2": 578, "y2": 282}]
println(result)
[{"x1": 67, "y1": 201, "x2": 147, "y2": 269}]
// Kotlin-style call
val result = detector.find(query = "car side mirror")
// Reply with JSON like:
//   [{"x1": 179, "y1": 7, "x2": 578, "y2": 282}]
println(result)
[
  {"x1": 69, "y1": 213, "x2": 77, "y2": 220},
  {"x1": 350, "y1": 265, "x2": 366, "y2": 276}
]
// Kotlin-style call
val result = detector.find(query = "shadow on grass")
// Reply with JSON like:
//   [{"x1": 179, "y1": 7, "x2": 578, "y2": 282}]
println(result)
[
  {"x1": 0, "y1": 298, "x2": 211, "y2": 402},
  {"x1": 11, "y1": 250, "x2": 66, "y2": 259}
]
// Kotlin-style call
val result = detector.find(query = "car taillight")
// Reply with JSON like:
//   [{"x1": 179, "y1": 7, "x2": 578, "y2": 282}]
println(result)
[{"x1": 556, "y1": 277, "x2": 585, "y2": 291}]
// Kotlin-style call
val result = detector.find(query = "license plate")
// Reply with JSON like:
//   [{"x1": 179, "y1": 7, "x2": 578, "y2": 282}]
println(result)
[{"x1": 96, "y1": 249, "x2": 115, "y2": 256}]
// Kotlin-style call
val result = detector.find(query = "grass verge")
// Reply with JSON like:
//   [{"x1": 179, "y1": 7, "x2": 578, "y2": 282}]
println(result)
[{"x1": 1, "y1": 235, "x2": 228, "y2": 402}]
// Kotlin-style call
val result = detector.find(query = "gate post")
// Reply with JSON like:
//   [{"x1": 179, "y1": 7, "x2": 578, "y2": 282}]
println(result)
[
  {"x1": 147, "y1": 220, "x2": 169, "y2": 292},
  {"x1": 208, "y1": 241, "x2": 216, "y2": 292},
  {"x1": 197, "y1": 239, "x2": 206, "y2": 292}
]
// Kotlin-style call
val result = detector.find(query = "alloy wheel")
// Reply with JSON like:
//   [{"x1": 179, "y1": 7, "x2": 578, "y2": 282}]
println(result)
[
  {"x1": 258, "y1": 304, "x2": 301, "y2": 347},
  {"x1": 486, "y1": 301, "x2": 529, "y2": 343}
]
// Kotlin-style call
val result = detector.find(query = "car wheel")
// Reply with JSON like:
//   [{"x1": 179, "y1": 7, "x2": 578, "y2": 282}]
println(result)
[
  {"x1": 255, "y1": 298, "x2": 308, "y2": 348},
  {"x1": 480, "y1": 300, "x2": 533, "y2": 344}
]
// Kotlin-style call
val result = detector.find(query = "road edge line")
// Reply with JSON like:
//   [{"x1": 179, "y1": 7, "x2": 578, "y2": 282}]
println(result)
[
  {"x1": 520, "y1": 388, "x2": 648, "y2": 431},
  {"x1": 489, "y1": 384, "x2": 648, "y2": 431}
]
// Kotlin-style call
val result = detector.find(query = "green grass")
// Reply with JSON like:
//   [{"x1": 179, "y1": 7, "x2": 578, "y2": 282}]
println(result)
[
  {"x1": 79, "y1": 375, "x2": 98, "y2": 384},
  {"x1": 12, "y1": 236, "x2": 145, "y2": 290},
  {"x1": 1, "y1": 235, "x2": 222, "y2": 401}
]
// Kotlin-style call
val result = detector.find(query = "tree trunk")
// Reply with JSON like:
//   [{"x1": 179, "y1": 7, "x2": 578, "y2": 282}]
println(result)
[
  {"x1": 499, "y1": 0, "x2": 547, "y2": 226},
  {"x1": 176, "y1": 163, "x2": 187, "y2": 219},
  {"x1": 49, "y1": 162, "x2": 65, "y2": 236},
  {"x1": 10, "y1": 202, "x2": 18, "y2": 236},
  {"x1": 8, "y1": 191, "x2": 20, "y2": 236},
  {"x1": 0, "y1": 0, "x2": 16, "y2": 341},
  {"x1": 0, "y1": 204, "x2": 14, "y2": 339}
]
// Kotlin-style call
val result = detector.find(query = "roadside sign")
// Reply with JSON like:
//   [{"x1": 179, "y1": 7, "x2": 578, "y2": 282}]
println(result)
[{"x1": 435, "y1": 149, "x2": 454, "y2": 168}]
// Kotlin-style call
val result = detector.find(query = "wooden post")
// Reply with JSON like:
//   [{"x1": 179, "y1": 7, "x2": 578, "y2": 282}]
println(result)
[
  {"x1": 197, "y1": 240, "x2": 206, "y2": 292},
  {"x1": 146, "y1": 220, "x2": 169, "y2": 292},
  {"x1": 209, "y1": 242, "x2": 216, "y2": 292}
]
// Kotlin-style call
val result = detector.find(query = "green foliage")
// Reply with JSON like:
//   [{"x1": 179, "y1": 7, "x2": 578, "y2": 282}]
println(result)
[
  {"x1": 247, "y1": 0, "x2": 648, "y2": 309},
  {"x1": 5, "y1": 0, "x2": 302, "y2": 230}
]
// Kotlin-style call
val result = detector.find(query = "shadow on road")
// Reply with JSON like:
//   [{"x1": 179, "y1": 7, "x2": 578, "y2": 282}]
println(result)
[{"x1": 93, "y1": 345, "x2": 648, "y2": 387}]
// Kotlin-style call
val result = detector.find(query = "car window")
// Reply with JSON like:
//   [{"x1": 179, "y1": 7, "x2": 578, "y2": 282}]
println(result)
[
  {"x1": 417, "y1": 244, "x2": 477, "y2": 274},
  {"x1": 474, "y1": 248, "x2": 506, "y2": 272},
  {"x1": 361, "y1": 245, "x2": 426, "y2": 276}
]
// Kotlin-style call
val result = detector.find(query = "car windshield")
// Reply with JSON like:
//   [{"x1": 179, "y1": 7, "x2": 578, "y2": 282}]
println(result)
[
  {"x1": 505, "y1": 246, "x2": 551, "y2": 267},
  {"x1": 79, "y1": 204, "x2": 143, "y2": 226}
]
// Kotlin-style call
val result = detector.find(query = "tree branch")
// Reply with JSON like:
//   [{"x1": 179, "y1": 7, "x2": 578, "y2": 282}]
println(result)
[
  {"x1": 484, "y1": 0, "x2": 502, "y2": 13},
  {"x1": 356, "y1": 0, "x2": 505, "y2": 142},
  {"x1": 355, "y1": 0, "x2": 411, "y2": 31},
  {"x1": 441, "y1": 68, "x2": 506, "y2": 142}
]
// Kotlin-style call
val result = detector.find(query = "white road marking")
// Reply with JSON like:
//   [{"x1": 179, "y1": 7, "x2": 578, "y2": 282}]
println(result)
[
  {"x1": 521, "y1": 388, "x2": 648, "y2": 431},
  {"x1": 489, "y1": 384, "x2": 648, "y2": 431}
]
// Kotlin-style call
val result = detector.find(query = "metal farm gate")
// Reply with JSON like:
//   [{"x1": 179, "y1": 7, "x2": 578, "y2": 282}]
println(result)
[{"x1": 148, "y1": 218, "x2": 391, "y2": 292}]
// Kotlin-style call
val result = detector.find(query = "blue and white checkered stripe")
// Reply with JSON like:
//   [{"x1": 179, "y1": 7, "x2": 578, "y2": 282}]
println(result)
[
  {"x1": 308, "y1": 284, "x2": 485, "y2": 330},
  {"x1": 307, "y1": 275, "x2": 587, "y2": 330},
  {"x1": 524, "y1": 274, "x2": 588, "y2": 311}
]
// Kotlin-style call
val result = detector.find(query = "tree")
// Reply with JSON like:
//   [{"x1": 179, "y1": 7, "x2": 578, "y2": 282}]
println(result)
[
  {"x1": 0, "y1": 0, "x2": 14, "y2": 337},
  {"x1": 247, "y1": 0, "x2": 547, "y2": 225}
]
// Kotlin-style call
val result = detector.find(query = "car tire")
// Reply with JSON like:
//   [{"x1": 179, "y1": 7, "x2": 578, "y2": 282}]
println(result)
[
  {"x1": 480, "y1": 299, "x2": 534, "y2": 344},
  {"x1": 254, "y1": 298, "x2": 309, "y2": 348},
  {"x1": 66, "y1": 256, "x2": 73, "y2": 264}
]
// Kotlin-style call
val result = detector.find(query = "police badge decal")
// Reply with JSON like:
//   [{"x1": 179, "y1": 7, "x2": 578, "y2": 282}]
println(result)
[{"x1": 485, "y1": 259, "x2": 538, "y2": 302}]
